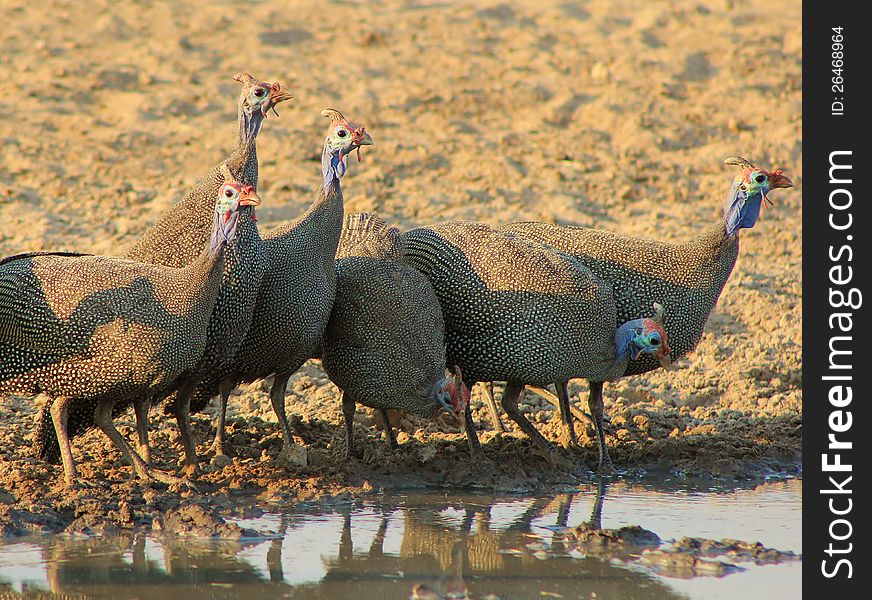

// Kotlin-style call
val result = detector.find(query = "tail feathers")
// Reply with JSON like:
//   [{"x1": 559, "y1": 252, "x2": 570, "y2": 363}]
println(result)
[
  {"x1": 336, "y1": 212, "x2": 403, "y2": 260},
  {"x1": 32, "y1": 401, "x2": 62, "y2": 464}
]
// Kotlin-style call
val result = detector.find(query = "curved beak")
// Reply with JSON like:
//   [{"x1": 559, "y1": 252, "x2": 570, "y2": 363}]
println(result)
[
  {"x1": 239, "y1": 187, "x2": 262, "y2": 207},
  {"x1": 263, "y1": 82, "x2": 294, "y2": 117},
  {"x1": 352, "y1": 126, "x2": 374, "y2": 147},
  {"x1": 769, "y1": 171, "x2": 794, "y2": 189}
]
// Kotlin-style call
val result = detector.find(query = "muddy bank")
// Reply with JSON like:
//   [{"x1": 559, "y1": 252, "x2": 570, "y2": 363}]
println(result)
[{"x1": 1, "y1": 379, "x2": 799, "y2": 536}]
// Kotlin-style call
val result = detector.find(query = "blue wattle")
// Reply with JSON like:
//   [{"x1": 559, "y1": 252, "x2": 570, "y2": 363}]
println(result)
[
  {"x1": 614, "y1": 318, "x2": 645, "y2": 364},
  {"x1": 210, "y1": 208, "x2": 240, "y2": 254},
  {"x1": 322, "y1": 146, "x2": 346, "y2": 188},
  {"x1": 723, "y1": 180, "x2": 764, "y2": 237}
]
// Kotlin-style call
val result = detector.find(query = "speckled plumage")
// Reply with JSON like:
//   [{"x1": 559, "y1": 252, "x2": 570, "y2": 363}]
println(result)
[
  {"x1": 322, "y1": 213, "x2": 460, "y2": 456},
  {"x1": 1, "y1": 183, "x2": 254, "y2": 486},
  {"x1": 402, "y1": 222, "x2": 622, "y2": 383},
  {"x1": 494, "y1": 158, "x2": 792, "y2": 469},
  {"x1": 181, "y1": 109, "x2": 374, "y2": 463},
  {"x1": 400, "y1": 220, "x2": 656, "y2": 458}
]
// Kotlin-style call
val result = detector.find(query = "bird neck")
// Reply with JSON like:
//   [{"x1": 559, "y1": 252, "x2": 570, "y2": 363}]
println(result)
[
  {"x1": 226, "y1": 108, "x2": 264, "y2": 187},
  {"x1": 234, "y1": 105, "x2": 265, "y2": 150},
  {"x1": 722, "y1": 179, "x2": 765, "y2": 237},
  {"x1": 208, "y1": 206, "x2": 255, "y2": 255},
  {"x1": 321, "y1": 143, "x2": 347, "y2": 192}
]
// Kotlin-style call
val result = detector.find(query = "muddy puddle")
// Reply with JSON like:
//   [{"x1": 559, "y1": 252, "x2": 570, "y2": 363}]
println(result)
[{"x1": 0, "y1": 477, "x2": 800, "y2": 599}]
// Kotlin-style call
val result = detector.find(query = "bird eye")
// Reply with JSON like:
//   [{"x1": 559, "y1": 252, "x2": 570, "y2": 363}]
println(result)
[
  {"x1": 253, "y1": 88, "x2": 265, "y2": 97},
  {"x1": 224, "y1": 188, "x2": 234, "y2": 197},
  {"x1": 755, "y1": 174, "x2": 766, "y2": 183},
  {"x1": 336, "y1": 128, "x2": 348, "y2": 138}
]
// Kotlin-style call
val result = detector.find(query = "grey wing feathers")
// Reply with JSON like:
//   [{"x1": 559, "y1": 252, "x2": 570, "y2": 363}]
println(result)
[{"x1": 0, "y1": 261, "x2": 70, "y2": 355}]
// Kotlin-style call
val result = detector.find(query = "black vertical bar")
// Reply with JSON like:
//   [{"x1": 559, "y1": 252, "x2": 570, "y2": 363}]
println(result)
[{"x1": 804, "y1": 0, "x2": 871, "y2": 594}]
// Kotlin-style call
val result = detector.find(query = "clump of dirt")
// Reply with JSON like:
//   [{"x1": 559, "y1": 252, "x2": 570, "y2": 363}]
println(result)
[
  {"x1": 671, "y1": 536, "x2": 800, "y2": 565},
  {"x1": 640, "y1": 548, "x2": 743, "y2": 578},
  {"x1": 638, "y1": 536, "x2": 801, "y2": 578},
  {"x1": 570, "y1": 522, "x2": 661, "y2": 553},
  {"x1": 565, "y1": 519, "x2": 799, "y2": 579}
]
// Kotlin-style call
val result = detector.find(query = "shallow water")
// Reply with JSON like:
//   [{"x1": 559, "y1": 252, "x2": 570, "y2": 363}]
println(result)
[{"x1": 0, "y1": 477, "x2": 800, "y2": 599}]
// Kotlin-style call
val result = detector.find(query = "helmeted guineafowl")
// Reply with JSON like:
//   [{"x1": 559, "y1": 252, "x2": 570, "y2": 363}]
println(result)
[
  {"x1": 496, "y1": 157, "x2": 793, "y2": 471},
  {"x1": 32, "y1": 72, "x2": 291, "y2": 465},
  {"x1": 169, "y1": 171, "x2": 268, "y2": 475},
  {"x1": 0, "y1": 181, "x2": 259, "y2": 487},
  {"x1": 321, "y1": 212, "x2": 469, "y2": 458},
  {"x1": 183, "y1": 109, "x2": 374, "y2": 465},
  {"x1": 33, "y1": 171, "x2": 269, "y2": 477},
  {"x1": 400, "y1": 221, "x2": 672, "y2": 463}
]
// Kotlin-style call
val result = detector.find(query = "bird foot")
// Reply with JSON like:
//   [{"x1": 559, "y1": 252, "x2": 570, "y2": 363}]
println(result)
[
  {"x1": 558, "y1": 430, "x2": 579, "y2": 450},
  {"x1": 63, "y1": 478, "x2": 102, "y2": 492},
  {"x1": 181, "y1": 463, "x2": 200, "y2": 479},
  {"x1": 209, "y1": 441, "x2": 231, "y2": 459},
  {"x1": 534, "y1": 446, "x2": 570, "y2": 469},
  {"x1": 278, "y1": 443, "x2": 308, "y2": 468},
  {"x1": 137, "y1": 466, "x2": 199, "y2": 492}
]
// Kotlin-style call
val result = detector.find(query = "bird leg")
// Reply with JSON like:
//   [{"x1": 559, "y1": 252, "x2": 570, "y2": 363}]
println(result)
[
  {"x1": 379, "y1": 408, "x2": 398, "y2": 450},
  {"x1": 482, "y1": 382, "x2": 507, "y2": 432},
  {"x1": 210, "y1": 379, "x2": 234, "y2": 458},
  {"x1": 526, "y1": 385, "x2": 595, "y2": 427},
  {"x1": 463, "y1": 404, "x2": 481, "y2": 455},
  {"x1": 94, "y1": 398, "x2": 196, "y2": 489},
  {"x1": 49, "y1": 396, "x2": 78, "y2": 488},
  {"x1": 588, "y1": 381, "x2": 614, "y2": 473},
  {"x1": 133, "y1": 395, "x2": 151, "y2": 465},
  {"x1": 555, "y1": 381, "x2": 578, "y2": 448},
  {"x1": 270, "y1": 372, "x2": 307, "y2": 467},
  {"x1": 170, "y1": 380, "x2": 199, "y2": 477},
  {"x1": 500, "y1": 381, "x2": 562, "y2": 466},
  {"x1": 341, "y1": 391, "x2": 362, "y2": 459}
]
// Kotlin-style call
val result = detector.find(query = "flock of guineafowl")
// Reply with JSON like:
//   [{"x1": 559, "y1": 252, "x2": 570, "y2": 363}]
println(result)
[{"x1": 0, "y1": 72, "x2": 793, "y2": 489}]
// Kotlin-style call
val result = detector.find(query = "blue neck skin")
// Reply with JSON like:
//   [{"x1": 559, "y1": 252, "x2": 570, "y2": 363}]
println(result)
[
  {"x1": 322, "y1": 143, "x2": 347, "y2": 190},
  {"x1": 723, "y1": 179, "x2": 766, "y2": 237},
  {"x1": 209, "y1": 206, "x2": 242, "y2": 254},
  {"x1": 238, "y1": 105, "x2": 265, "y2": 147},
  {"x1": 614, "y1": 319, "x2": 649, "y2": 365}
]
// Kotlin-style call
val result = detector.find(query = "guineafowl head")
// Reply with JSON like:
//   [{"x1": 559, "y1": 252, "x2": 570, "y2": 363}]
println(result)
[
  {"x1": 321, "y1": 108, "x2": 374, "y2": 183},
  {"x1": 210, "y1": 181, "x2": 261, "y2": 252},
  {"x1": 615, "y1": 303, "x2": 673, "y2": 370},
  {"x1": 234, "y1": 72, "x2": 293, "y2": 141},
  {"x1": 723, "y1": 156, "x2": 793, "y2": 236},
  {"x1": 436, "y1": 366, "x2": 470, "y2": 430}
]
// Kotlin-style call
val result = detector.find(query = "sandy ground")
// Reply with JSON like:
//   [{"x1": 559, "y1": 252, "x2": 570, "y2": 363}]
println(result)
[{"x1": 0, "y1": 0, "x2": 801, "y2": 534}]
